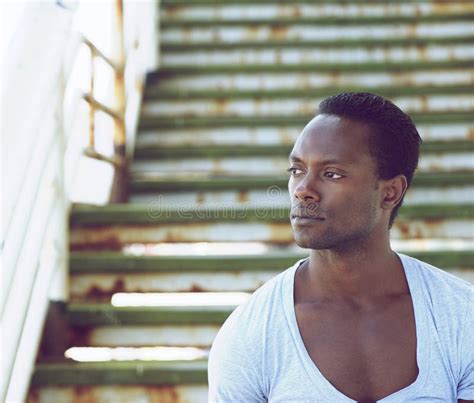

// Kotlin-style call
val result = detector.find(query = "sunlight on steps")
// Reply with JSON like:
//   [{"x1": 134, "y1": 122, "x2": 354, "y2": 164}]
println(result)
[
  {"x1": 65, "y1": 346, "x2": 208, "y2": 362},
  {"x1": 125, "y1": 241, "x2": 270, "y2": 255},
  {"x1": 111, "y1": 292, "x2": 250, "y2": 307},
  {"x1": 122, "y1": 239, "x2": 474, "y2": 256}
]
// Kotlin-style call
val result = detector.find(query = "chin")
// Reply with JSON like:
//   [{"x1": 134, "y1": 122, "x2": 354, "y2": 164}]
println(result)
[
  {"x1": 294, "y1": 232, "x2": 328, "y2": 250},
  {"x1": 292, "y1": 228, "x2": 343, "y2": 250}
]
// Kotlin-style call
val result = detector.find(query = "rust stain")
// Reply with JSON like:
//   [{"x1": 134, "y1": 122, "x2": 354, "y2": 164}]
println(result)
[
  {"x1": 275, "y1": 49, "x2": 283, "y2": 65},
  {"x1": 395, "y1": 221, "x2": 413, "y2": 238},
  {"x1": 418, "y1": 44, "x2": 428, "y2": 62},
  {"x1": 182, "y1": 26, "x2": 193, "y2": 43},
  {"x1": 431, "y1": 2, "x2": 474, "y2": 15},
  {"x1": 149, "y1": 385, "x2": 179, "y2": 403},
  {"x1": 164, "y1": 5, "x2": 184, "y2": 19},
  {"x1": 26, "y1": 388, "x2": 39, "y2": 403},
  {"x1": 407, "y1": 23, "x2": 417, "y2": 39},
  {"x1": 196, "y1": 191, "x2": 206, "y2": 204},
  {"x1": 70, "y1": 236, "x2": 123, "y2": 251},
  {"x1": 270, "y1": 25, "x2": 289, "y2": 41},
  {"x1": 212, "y1": 159, "x2": 223, "y2": 175},
  {"x1": 69, "y1": 325, "x2": 94, "y2": 347},
  {"x1": 290, "y1": 5, "x2": 302, "y2": 18},
  {"x1": 214, "y1": 98, "x2": 229, "y2": 116},
  {"x1": 189, "y1": 284, "x2": 205, "y2": 292},
  {"x1": 83, "y1": 278, "x2": 126, "y2": 301},
  {"x1": 243, "y1": 25, "x2": 260, "y2": 41},
  {"x1": 268, "y1": 222, "x2": 294, "y2": 245},
  {"x1": 329, "y1": 70, "x2": 342, "y2": 87},
  {"x1": 468, "y1": 127, "x2": 474, "y2": 140},
  {"x1": 237, "y1": 189, "x2": 249, "y2": 203},
  {"x1": 419, "y1": 94, "x2": 429, "y2": 112}
]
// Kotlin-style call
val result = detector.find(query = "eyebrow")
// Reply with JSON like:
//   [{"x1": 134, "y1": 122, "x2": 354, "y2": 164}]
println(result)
[{"x1": 289, "y1": 153, "x2": 351, "y2": 166}]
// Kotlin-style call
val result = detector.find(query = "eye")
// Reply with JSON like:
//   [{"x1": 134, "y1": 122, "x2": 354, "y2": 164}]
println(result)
[
  {"x1": 287, "y1": 167, "x2": 303, "y2": 176},
  {"x1": 324, "y1": 171, "x2": 344, "y2": 180}
]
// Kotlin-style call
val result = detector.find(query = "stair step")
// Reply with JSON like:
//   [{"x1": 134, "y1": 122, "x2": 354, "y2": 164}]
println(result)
[
  {"x1": 161, "y1": 0, "x2": 473, "y2": 13},
  {"x1": 144, "y1": 84, "x2": 473, "y2": 100},
  {"x1": 128, "y1": 171, "x2": 474, "y2": 207},
  {"x1": 160, "y1": 13, "x2": 474, "y2": 28},
  {"x1": 145, "y1": 69, "x2": 474, "y2": 95},
  {"x1": 70, "y1": 204, "x2": 473, "y2": 225},
  {"x1": 69, "y1": 204, "x2": 473, "y2": 247},
  {"x1": 68, "y1": 324, "x2": 221, "y2": 347},
  {"x1": 28, "y1": 384, "x2": 208, "y2": 403},
  {"x1": 160, "y1": 35, "x2": 474, "y2": 51},
  {"x1": 131, "y1": 154, "x2": 473, "y2": 176},
  {"x1": 67, "y1": 304, "x2": 234, "y2": 326},
  {"x1": 68, "y1": 251, "x2": 474, "y2": 299},
  {"x1": 153, "y1": 60, "x2": 474, "y2": 75},
  {"x1": 70, "y1": 251, "x2": 305, "y2": 272},
  {"x1": 31, "y1": 361, "x2": 208, "y2": 386},
  {"x1": 139, "y1": 111, "x2": 474, "y2": 129},
  {"x1": 137, "y1": 123, "x2": 473, "y2": 149},
  {"x1": 133, "y1": 141, "x2": 474, "y2": 159},
  {"x1": 161, "y1": 44, "x2": 473, "y2": 67},
  {"x1": 130, "y1": 172, "x2": 474, "y2": 193},
  {"x1": 141, "y1": 94, "x2": 474, "y2": 119}
]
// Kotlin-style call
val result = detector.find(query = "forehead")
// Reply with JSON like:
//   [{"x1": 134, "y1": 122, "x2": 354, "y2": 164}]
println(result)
[{"x1": 291, "y1": 114, "x2": 374, "y2": 166}]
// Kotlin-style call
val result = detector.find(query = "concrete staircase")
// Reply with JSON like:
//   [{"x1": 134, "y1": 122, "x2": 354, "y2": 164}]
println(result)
[{"x1": 28, "y1": 1, "x2": 473, "y2": 402}]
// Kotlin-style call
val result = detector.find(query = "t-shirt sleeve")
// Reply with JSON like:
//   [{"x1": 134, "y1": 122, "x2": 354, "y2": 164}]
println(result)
[
  {"x1": 208, "y1": 307, "x2": 266, "y2": 402},
  {"x1": 457, "y1": 287, "x2": 474, "y2": 400}
]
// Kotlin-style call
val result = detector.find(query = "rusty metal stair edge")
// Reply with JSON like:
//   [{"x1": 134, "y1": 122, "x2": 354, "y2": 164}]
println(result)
[
  {"x1": 69, "y1": 203, "x2": 474, "y2": 225},
  {"x1": 143, "y1": 84, "x2": 474, "y2": 100},
  {"x1": 160, "y1": 0, "x2": 474, "y2": 5},
  {"x1": 130, "y1": 172, "x2": 474, "y2": 192},
  {"x1": 31, "y1": 361, "x2": 208, "y2": 386},
  {"x1": 69, "y1": 250, "x2": 474, "y2": 272},
  {"x1": 138, "y1": 111, "x2": 474, "y2": 129},
  {"x1": 67, "y1": 304, "x2": 234, "y2": 326},
  {"x1": 159, "y1": 36, "x2": 474, "y2": 51},
  {"x1": 160, "y1": 14, "x2": 474, "y2": 28},
  {"x1": 147, "y1": 60, "x2": 474, "y2": 78},
  {"x1": 132, "y1": 141, "x2": 474, "y2": 159}
]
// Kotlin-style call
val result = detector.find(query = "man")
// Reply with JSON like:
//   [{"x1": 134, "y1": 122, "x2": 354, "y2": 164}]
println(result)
[{"x1": 208, "y1": 92, "x2": 473, "y2": 402}]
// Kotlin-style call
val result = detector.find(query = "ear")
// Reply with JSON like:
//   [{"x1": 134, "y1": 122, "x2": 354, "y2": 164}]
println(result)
[{"x1": 380, "y1": 175, "x2": 408, "y2": 211}]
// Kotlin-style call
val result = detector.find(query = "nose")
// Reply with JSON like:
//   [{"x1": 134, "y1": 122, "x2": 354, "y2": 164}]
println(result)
[{"x1": 291, "y1": 173, "x2": 321, "y2": 202}]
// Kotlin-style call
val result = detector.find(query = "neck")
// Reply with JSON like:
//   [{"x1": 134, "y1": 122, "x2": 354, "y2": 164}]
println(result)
[{"x1": 305, "y1": 231, "x2": 407, "y2": 300}]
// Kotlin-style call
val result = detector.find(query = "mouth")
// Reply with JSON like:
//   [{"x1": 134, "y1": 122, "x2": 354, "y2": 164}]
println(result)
[{"x1": 290, "y1": 214, "x2": 325, "y2": 224}]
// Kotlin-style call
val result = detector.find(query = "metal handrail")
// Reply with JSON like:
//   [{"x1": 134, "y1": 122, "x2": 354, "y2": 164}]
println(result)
[{"x1": 81, "y1": 0, "x2": 126, "y2": 170}]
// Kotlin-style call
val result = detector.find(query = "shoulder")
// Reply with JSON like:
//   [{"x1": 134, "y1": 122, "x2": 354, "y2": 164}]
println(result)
[
  {"x1": 211, "y1": 259, "x2": 298, "y2": 348},
  {"x1": 401, "y1": 253, "x2": 473, "y2": 313},
  {"x1": 208, "y1": 259, "x2": 304, "y2": 401}
]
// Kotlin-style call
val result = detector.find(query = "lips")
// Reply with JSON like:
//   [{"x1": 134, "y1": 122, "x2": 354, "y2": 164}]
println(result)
[{"x1": 290, "y1": 208, "x2": 325, "y2": 220}]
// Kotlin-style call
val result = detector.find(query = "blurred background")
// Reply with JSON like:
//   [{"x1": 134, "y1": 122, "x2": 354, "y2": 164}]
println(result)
[{"x1": 1, "y1": 0, "x2": 473, "y2": 401}]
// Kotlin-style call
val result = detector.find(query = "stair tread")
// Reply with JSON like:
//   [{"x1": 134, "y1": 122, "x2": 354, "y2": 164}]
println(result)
[
  {"x1": 70, "y1": 203, "x2": 474, "y2": 225},
  {"x1": 67, "y1": 304, "x2": 234, "y2": 326},
  {"x1": 70, "y1": 250, "x2": 474, "y2": 272},
  {"x1": 160, "y1": 15, "x2": 474, "y2": 28},
  {"x1": 161, "y1": 0, "x2": 474, "y2": 4},
  {"x1": 130, "y1": 172, "x2": 474, "y2": 192},
  {"x1": 139, "y1": 111, "x2": 474, "y2": 129},
  {"x1": 160, "y1": 36, "x2": 474, "y2": 50},
  {"x1": 152, "y1": 60, "x2": 474, "y2": 76},
  {"x1": 32, "y1": 360, "x2": 208, "y2": 386},
  {"x1": 133, "y1": 141, "x2": 474, "y2": 159},
  {"x1": 144, "y1": 84, "x2": 474, "y2": 100}
]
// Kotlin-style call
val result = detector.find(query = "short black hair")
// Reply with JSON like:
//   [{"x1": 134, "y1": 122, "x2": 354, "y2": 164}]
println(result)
[{"x1": 318, "y1": 92, "x2": 422, "y2": 228}]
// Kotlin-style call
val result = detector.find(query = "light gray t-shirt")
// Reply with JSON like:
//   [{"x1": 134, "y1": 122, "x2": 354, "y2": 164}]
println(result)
[{"x1": 208, "y1": 253, "x2": 474, "y2": 402}]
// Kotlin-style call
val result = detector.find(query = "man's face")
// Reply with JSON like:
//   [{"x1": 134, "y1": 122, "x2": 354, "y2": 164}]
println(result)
[{"x1": 288, "y1": 114, "x2": 384, "y2": 250}]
